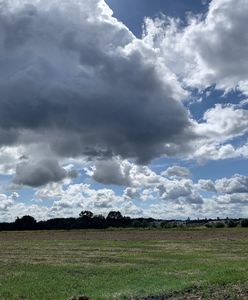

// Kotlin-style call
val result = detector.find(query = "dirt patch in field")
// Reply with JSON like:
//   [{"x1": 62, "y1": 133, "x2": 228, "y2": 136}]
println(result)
[
  {"x1": 70, "y1": 286, "x2": 248, "y2": 300},
  {"x1": 129, "y1": 285, "x2": 248, "y2": 299},
  {"x1": 0, "y1": 229, "x2": 248, "y2": 241}
]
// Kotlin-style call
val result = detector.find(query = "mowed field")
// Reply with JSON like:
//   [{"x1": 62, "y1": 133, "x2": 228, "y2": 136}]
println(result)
[{"x1": 0, "y1": 228, "x2": 248, "y2": 300}]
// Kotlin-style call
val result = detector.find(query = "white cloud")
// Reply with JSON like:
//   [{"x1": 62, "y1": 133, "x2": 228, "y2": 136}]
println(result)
[
  {"x1": 35, "y1": 182, "x2": 64, "y2": 199},
  {"x1": 124, "y1": 187, "x2": 140, "y2": 200},
  {"x1": 0, "y1": 192, "x2": 17, "y2": 210},
  {"x1": 214, "y1": 193, "x2": 248, "y2": 204},
  {"x1": 41, "y1": 183, "x2": 124, "y2": 217},
  {"x1": 215, "y1": 174, "x2": 248, "y2": 194},
  {"x1": 121, "y1": 201, "x2": 143, "y2": 217},
  {"x1": 0, "y1": 146, "x2": 24, "y2": 175},
  {"x1": 89, "y1": 159, "x2": 203, "y2": 205},
  {"x1": 3, "y1": 170, "x2": 248, "y2": 220},
  {"x1": 143, "y1": 1, "x2": 248, "y2": 163},
  {"x1": 199, "y1": 174, "x2": 248, "y2": 197},
  {"x1": 187, "y1": 104, "x2": 248, "y2": 162},
  {"x1": 195, "y1": 104, "x2": 248, "y2": 143},
  {"x1": 88, "y1": 157, "x2": 162, "y2": 188},
  {"x1": 162, "y1": 165, "x2": 191, "y2": 179},
  {"x1": 197, "y1": 179, "x2": 216, "y2": 192},
  {"x1": 143, "y1": 0, "x2": 248, "y2": 94}
]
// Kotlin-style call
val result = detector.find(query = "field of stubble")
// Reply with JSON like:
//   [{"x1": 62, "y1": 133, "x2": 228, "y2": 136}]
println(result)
[{"x1": 0, "y1": 228, "x2": 248, "y2": 300}]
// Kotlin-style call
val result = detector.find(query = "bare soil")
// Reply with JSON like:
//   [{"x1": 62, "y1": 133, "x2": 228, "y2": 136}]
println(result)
[
  {"x1": 129, "y1": 285, "x2": 248, "y2": 300},
  {"x1": 71, "y1": 286, "x2": 248, "y2": 300}
]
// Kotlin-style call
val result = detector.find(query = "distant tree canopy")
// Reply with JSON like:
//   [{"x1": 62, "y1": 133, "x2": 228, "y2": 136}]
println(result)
[
  {"x1": 241, "y1": 219, "x2": 248, "y2": 227},
  {"x1": 79, "y1": 211, "x2": 93, "y2": 219},
  {"x1": 107, "y1": 211, "x2": 123, "y2": 220},
  {"x1": 14, "y1": 215, "x2": 37, "y2": 230},
  {"x1": 0, "y1": 211, "x2": 247, "y2": 231}
]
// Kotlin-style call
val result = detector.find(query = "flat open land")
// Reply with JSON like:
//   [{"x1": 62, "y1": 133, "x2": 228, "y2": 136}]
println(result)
[{"x1": 0, "y1": 228, "x2": 248, "y2": 299}]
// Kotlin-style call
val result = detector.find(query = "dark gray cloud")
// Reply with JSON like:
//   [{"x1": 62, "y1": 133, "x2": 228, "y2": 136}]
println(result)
[
  {"x1": 92, "y1": 159, "x2": 131, "y2": 186},
  {"x1": 0, "y1": 0, "x2": 191, "y2": 164},
  {"x1": 13, "y1": 158, "x2": 76, "y2": 187}
]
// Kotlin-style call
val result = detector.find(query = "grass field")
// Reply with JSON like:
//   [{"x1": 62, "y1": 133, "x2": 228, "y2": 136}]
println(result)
[{"x1": 0, "y1": 228, "x2": 248, "y2": 300}]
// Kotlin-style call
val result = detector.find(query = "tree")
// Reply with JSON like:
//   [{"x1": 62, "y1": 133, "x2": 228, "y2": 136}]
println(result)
[
  {"x1": 226, "y1": 219, "x2": 238, "y2": 228},
  {"x1": 107, "y1": 211, "x2": 123, "y2": 220},
  {"x1": 241, "y1": 219, "x2": 248, "y2": 227},
  {"x1": 15, "y1": 215, "x2": 37, "y2": 230},
  {"x1": 92, "y1": 215, "x2": 108, "y2": 229},
  {"x1": 79, "y1": 211, "x2": 93, "y2": 219},
  {"x1": 106, "y1": 211, "x2": 124, "y2": 228}
]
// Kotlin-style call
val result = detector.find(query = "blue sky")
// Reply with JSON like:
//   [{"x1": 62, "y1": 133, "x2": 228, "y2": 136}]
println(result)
[
  {"x1": 106, "y1": 0, "x2": 210, "y2": 37},
  {"x1": 0, "y1": 0, "x2": 248, "y2": 221}
]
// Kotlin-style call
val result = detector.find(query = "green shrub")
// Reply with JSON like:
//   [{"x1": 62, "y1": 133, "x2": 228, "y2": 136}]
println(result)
[
  {"x1": 241, "y1": 219, "x2": 248, "y2": 227},
  {"x1": 161, "y1": 221, "x2": 171, "y2": 228},
  {"x1": 205, "y1": 222, "x2": 213, "y2": 228},
  {"x1": 214, "y1": 221, "x2": 225, "y2": 228},
  {"x1": 226, "y1": 220, "x2": 238, "y2": 228}
]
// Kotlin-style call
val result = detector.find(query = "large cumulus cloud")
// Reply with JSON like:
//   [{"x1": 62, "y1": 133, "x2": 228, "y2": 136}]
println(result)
[{"x1": 0, "y1": 0, "x2": 191, "y2": 165}]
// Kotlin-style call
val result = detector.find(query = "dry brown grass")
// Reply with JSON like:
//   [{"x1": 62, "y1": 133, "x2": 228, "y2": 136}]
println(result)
[{"x1": 0, "y1": 227, "x2": 248, "y2": 241}]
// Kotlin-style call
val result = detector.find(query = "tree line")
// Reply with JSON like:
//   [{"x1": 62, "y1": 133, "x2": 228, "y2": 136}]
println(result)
[
  {"x1": 0, "y1": 211, "x2": 156, "y2": 231},
  {"x1": 0, "y1": 211, "x2": 248, "y2": 231}
]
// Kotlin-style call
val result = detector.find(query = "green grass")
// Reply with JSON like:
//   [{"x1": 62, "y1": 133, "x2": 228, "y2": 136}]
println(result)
[{"x1": 0, "y1": 229, "x2": 248, "y2": 299}]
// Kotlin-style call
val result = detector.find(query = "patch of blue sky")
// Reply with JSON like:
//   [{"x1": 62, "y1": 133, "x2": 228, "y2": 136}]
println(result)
[
  {"x1": 149, "y1": 157, "x2": 192, "y2": 174},
  {"x1": 10, "y1": 185, "x2": 55, "y2": 207},
  {"x1": 191, "y1": 158, "x2": 248, "y2": 181},
  {"x1": 229, "y1": 133, "x2": 248, "y2": 148},
  {"x1": 188, "y1": 88, "x2": 245, "y2": 121},
  {"x1": 106, "y1": 0, "x2": 210, "y2": 38},
  {"x1": 0, "y1": 174, "x2": 11, "y2": 184},
  {"x1": 14, "y1": 187, "x2": 36, "y2": 204},
  {"x1": 94, "y1": 181, "x2": 125, "y2": 195},
  {"x1": 150, "y1": 153, "x2": 248, "y2": 183},
  {"x1": 200, "y1": 191, "x2": 216, "y2": 198}
]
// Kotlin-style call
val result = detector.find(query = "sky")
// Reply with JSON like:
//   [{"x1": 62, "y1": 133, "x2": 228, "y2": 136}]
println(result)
[{"x1": 0, "y1": 0, "x2": 248, "y2": 222}]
